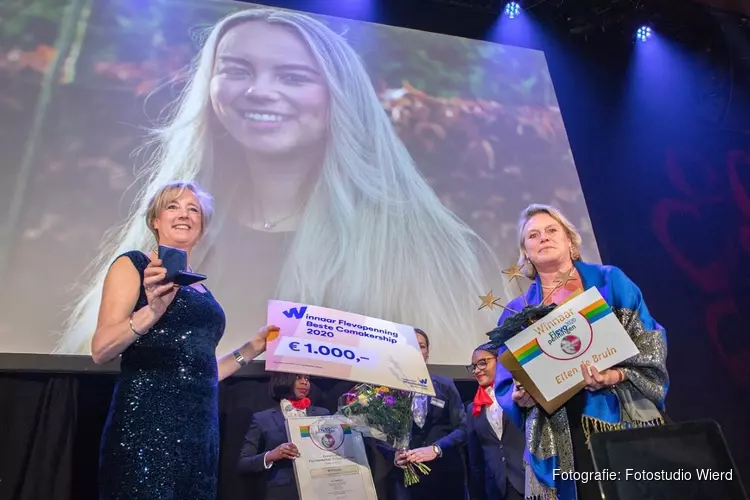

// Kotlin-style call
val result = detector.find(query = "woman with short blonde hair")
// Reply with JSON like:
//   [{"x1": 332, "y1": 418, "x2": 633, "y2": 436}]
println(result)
[
  {"x1": 93, "y1": 180, "x2": 279, "y2": 499},
  {"x1": 493, "y1": 203, "x2": 668, "y2": 500},
  {"x1": 515, "y1": 203, "x2": 583, "y2": 278}
]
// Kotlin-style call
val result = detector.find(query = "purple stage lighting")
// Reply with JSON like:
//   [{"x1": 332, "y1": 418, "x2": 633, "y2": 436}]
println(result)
[
  {"x1": 504, "y1": 2, "x2": 521, "y2": 19},
  {"x1": 636, "y1": 26, "x2": 652, "y2": 42}
]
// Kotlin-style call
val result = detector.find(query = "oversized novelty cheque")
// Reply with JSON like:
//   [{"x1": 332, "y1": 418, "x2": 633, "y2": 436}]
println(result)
[
  {"x1": 265, "y1": 300, "x2": 435, "y2": 396},
  {"x1": 286, "y1": 415, "x2": 378, "y2": 500}
]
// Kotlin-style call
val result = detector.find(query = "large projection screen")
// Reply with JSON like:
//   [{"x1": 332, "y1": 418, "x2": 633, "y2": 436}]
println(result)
[{"x1": 0, "y1": 0, "x2": 600, "y2": 367}]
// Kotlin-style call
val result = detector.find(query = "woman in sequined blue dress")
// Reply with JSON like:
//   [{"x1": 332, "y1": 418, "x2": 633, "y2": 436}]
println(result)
[{"x1": 91, "y1": 181, "x2": 279, "y2": 500}]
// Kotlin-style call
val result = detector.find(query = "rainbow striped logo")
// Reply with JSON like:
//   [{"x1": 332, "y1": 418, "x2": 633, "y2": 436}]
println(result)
[
  {"x1": 300, "y1": 424, "x2": 351, "y2": 437},
  {"x1": 579, "y1": 298, "x2": 612, "y2": 324},
  {"x1": 513, "y1": 338, "x2": 543, "y2": 366}
]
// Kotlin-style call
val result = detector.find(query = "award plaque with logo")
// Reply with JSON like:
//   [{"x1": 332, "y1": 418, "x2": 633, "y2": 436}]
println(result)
[
  {"x1": 500, "y1": 287, "x2": 640, "y2": 413},
  {"x1": 286, "y1": 415, "x2": 378, "y2": 500}
]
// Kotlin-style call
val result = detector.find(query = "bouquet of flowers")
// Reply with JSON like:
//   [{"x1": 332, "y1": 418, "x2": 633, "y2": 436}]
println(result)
[{"x1": 337, "y1": 384, "x2": 430, "y2": 486}]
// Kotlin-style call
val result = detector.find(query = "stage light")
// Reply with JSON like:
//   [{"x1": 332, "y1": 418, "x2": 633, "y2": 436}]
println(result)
[
  {"x1": 636, "y1": 26, "x2": 652, "y2": 42},
  {"x1": 504, "y1": 2, "x2": 521, "y2": 19}
]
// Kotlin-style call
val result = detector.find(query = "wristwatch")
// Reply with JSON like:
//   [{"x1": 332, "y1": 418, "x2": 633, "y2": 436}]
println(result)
[
  {"x1": 432, "y1": 444, "x2": 442, "y2": 458},
  {"x1": 233, "y1": 350, "x2": 248, "y2": 367}
]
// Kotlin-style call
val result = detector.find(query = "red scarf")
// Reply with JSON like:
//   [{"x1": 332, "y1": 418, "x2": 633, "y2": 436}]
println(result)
[
  {"x1": 290, "y1": 397, "x2": 311, "y2": 410},
  {"x1": 472, "y1": 384, "x2": 494, "y2": 417}
]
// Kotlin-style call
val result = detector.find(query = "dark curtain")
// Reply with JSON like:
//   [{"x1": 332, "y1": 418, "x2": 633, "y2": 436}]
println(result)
[
  {"x1": 0, "y1": 373, "x2": 475, "y2": 500},
  {"x1": 218, "y1": 377, "x2": 275, "y2": 499},
  {"x1": 0, "y1": 375, "x2": 79, "y2": 500},
  {"x1": 2, "y1": 369, "x2": 748, "y2": 499}
]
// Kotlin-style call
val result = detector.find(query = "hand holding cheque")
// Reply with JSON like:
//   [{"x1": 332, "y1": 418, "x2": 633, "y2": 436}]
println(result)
[
  {"x1": 265, "y1": 300, "x2": 434, "y2": 396},
  {"x1": 264, "y1": 301, "x2": 434, "y2": 498}
]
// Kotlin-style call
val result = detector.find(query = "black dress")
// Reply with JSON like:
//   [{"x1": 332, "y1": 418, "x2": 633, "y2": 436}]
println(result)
[{"x1": 98, "y1": 251, "x2": 226, "y2": 500}]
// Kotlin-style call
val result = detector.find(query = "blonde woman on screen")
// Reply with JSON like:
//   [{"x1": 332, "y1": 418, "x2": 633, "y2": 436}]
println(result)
[{"x1": 58, "y1": 7, "x2": 503, "y2": 363}]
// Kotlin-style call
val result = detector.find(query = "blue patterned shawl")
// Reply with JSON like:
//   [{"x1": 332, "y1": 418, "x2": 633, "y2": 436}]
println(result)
[{"x1": 494, "y1": 261, "x2": 669, "y2": 500}]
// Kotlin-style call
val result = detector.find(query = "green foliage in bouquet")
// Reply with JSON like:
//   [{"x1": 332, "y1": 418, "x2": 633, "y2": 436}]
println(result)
[{"x1": 338, "y1": 384, "x2": 431, "y2": 486}]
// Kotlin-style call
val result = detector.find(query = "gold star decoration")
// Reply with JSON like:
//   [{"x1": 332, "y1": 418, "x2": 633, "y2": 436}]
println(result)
[
  {"x1": 478, "y1": 290, "x2": 500, "y2": 311},
  {"x1": 478, "y1": 290, "x2": 519, "y2": 315},
  {"x1": 502, "y1": 263, "x2": 529, "y2": 305},
  {"x1": 501, "y1": 264, "x2": 525, "y2": 282},
  {"x1": 554, "y1": 268, "x2": 577, "y2": 288}
]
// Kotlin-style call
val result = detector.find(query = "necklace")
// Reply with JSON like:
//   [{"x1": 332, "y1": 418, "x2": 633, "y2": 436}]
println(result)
[
  {"x1": 262, "y1": 214, "x2": 296, "y2": 230},
  {"x1": 256, "y1": 196, "x2": 302, "y2": 230},
  {"x1": 540, "y1": 268, "x2": 577, "y2": 289}
]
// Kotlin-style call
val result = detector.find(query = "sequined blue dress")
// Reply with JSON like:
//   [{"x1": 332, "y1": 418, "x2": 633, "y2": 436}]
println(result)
[{"x1": 99, "y1": 251, "x2": 226, "y2": 500}]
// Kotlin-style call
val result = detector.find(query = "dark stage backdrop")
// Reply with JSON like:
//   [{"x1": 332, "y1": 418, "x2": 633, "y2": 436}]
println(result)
[
  {"x1": 0, "y1": 373, "x2": 476, "y2": 500},
  {"x1": 542, "y1": 16, "x2": 750, "y2": 489}
]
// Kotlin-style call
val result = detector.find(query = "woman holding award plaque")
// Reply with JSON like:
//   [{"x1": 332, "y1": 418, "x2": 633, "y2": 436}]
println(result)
[
  {"x1": 92, "y1": 181, "x2": 279, "y2": 500},
  {"x1": 238, "y1": 372, "x2": 330, "y2": 500},
  {"x1": 492, "y1": 204, "x2": 669, "y2": 500}
]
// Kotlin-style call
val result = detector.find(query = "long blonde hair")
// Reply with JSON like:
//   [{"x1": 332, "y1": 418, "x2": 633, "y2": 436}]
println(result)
[{"x1": 58, "y1": 7, "x2": 501, "y2": 362}]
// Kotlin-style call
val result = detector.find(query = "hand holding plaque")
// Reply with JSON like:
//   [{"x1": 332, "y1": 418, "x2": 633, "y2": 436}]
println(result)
[
  {"x1": 286, "y1": 415, "x2": 378, "y2": 500},
  {"x1": 478, "y1": 262, "x2": 639, "y2": 414},
  {"x1": 511, "y1": 380, "x2": 535, "y2": 408},
  {"x1": 266, "y1": 442, "x2": 300, "y2": 462}
]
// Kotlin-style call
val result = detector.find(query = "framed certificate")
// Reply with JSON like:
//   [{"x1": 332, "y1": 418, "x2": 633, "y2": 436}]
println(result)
[{"x1": 286, "y1": 415, "x2": 378, "y2": 500}]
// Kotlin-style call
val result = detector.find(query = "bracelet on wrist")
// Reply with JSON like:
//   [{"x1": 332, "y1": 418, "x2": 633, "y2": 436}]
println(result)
[
  {"x1": 233, "y1": 349, "x2": 248, "y2": 367},
  {"x1": 129, "y1": 312, "x2": 146, "y2": 337}
]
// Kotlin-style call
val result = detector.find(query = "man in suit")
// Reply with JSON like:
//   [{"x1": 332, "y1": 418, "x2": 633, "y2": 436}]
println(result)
[
  {"x1": 466, "y1": 343, "x2": 525, "y2": 500},
  {"x1": 238, "y1": 373, "x2": 329, "y2": 500},
  {"x1": 385, "y1": 328, "x2": 468, "y2": 500}
]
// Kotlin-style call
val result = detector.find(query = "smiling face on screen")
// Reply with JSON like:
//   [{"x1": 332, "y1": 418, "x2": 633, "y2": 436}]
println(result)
[{"x1": 209, "y1": 21, "x2": 329, "y2": 160}]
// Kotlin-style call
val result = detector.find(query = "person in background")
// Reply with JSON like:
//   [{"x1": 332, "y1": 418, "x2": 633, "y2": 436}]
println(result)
[
  {"x1": 466, "y1": 342, "x2": 525, "y2": 500},
  {"x1": 385, "y1": 328, "x2": 468, "y2": 500},
  {"x1": 495, "y1": 203, "x2": 668, "y2": 500},
  {"x1": 238, "y1": 373, "x2": 329, "y2": 500},
  {"x1": 93, "y1": 180, "x2": 279, "y2": 500}
]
